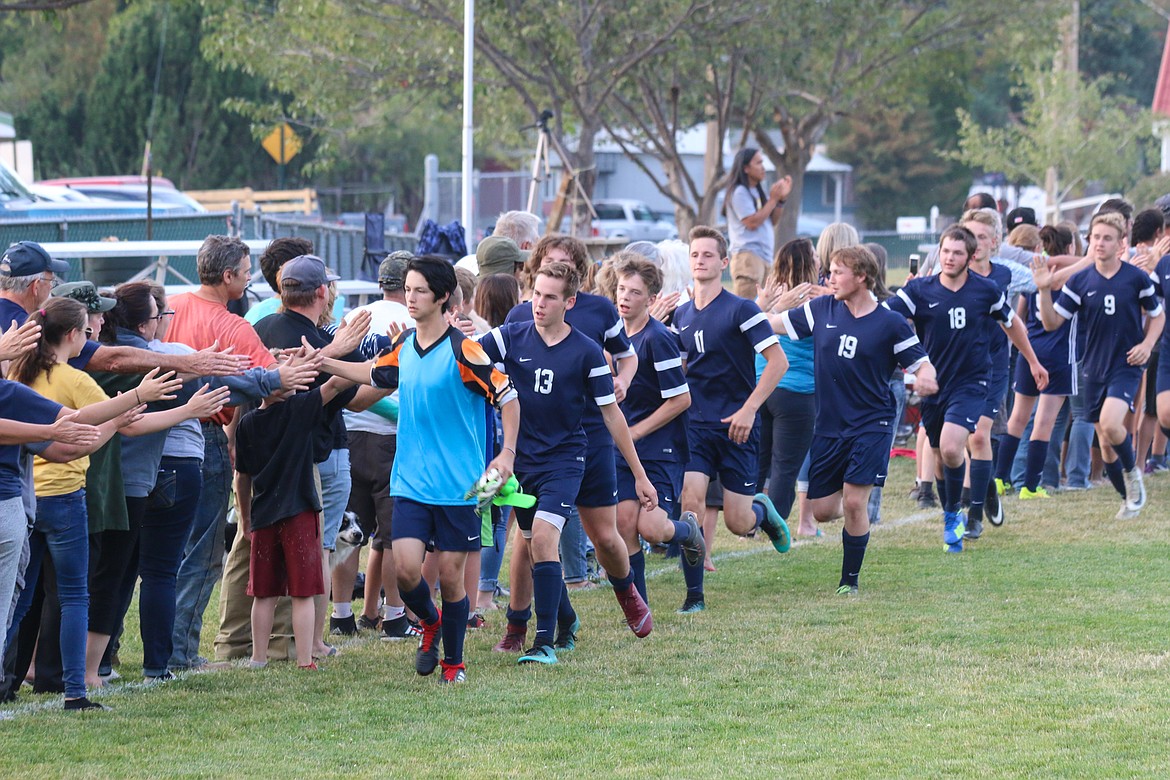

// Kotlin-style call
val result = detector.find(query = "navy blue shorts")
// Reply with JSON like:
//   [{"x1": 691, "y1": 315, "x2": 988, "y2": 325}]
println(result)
[
  {"x1": 512, "y1": 463, "x2": 585, "y2": 536},
  {"x1": 390, "y1": 497, "x2": 482, "y2": 552},
  {"x1": 576, "y1": 445, "x2": 618, "y2": 508},
  {"x1": 807, "y1": 431, "x2": 894, "y2": 500},
  {"x1": 685, "y1": 425, "x2": 760, "y2": 496},
  {"x1": 1083, "y1": 364, "x2": 1143, "y2": 423},
  {"x1": 921, "y1": 381, "x2": 986, "y2": 447},
  {"x1": 616, "y1": 457, "x2": 682, "y2": 520},
  {"x1": 1014, "y1": 357, "x2": 1075, "y2": 397},
  {"x1": 981, "y1": 369, "x2": 1010, "y2": 420},
  {"x1": 1157, "y1": 348, "x2": 1170, "y2": 396}
]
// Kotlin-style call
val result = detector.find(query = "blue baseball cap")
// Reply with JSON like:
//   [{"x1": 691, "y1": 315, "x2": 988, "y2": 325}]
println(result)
[{"x1": 1, "y1": 241, "x2": 70, "y2": 278}]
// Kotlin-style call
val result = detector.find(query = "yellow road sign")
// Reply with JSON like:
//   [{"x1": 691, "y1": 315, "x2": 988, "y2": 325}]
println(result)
[{"x1": 262, "y1": 123, "x2": 302, "y2": 164}]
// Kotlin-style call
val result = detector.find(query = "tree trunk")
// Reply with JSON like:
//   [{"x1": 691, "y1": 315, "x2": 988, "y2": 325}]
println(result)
[{"x1": 570, "y1": 122, "x2": 599, "y2": 237}]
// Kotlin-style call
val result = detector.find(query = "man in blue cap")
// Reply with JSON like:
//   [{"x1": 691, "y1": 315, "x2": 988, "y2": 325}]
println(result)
[{"x1": 0, "y1": 241, "x2": 70, "y2": 327}]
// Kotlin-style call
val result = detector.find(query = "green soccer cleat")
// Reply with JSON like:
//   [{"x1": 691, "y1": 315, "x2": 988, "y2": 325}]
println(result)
[
  {"x1": 753, "y1": 493, "x2": 791, "y2": 553},
  {"x1": 835, "y1": 585, "x2": 859, "y2": 596},
  {"x1": 553, "y1": 617, "x2": 580, "y2": 652},
  {"x1": 1018, "y1": 486, "x2": 1050, "y2": 500},
  {"x1": 518, "y1": 645, "x2": 558, "y2": 665}
]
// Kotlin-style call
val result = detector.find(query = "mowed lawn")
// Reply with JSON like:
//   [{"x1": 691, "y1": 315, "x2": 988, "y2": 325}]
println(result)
[{"x1": 3, "y1": 457, "x2": 1170, "y2": 779}]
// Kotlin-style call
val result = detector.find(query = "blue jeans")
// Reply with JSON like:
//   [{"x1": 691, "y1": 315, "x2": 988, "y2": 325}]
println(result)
[
  {"x1": 170, "y1": 424, "x2": 229, "y2": 670},
  {"x1": 140, "y1": 457, "x2": 203, "y2": 678},
  {"x1": 7, "y1": 490, "x2": 89, "y2": 699},
  {"x1": 478, "y1": 506, "x2": 510, "y2": 592},
  {"x1": 318, "y1": 448, "x2": 351, "y2": 552},
  {"x1": 868, "y1": 377, "x2": 906, "y2": 524},
  {"x1": 0, "y1": 496, "x2": 27, "y2": 660},
  {"x1": 560, "y1": 507, "x2": 588, "y2": 583},
  {"x1": 1010, "y1": 400, "x2": 1070, "y2": 489},
  {"x1": 1065, "y1": 362, "x2": 1094, "y2": 488}
]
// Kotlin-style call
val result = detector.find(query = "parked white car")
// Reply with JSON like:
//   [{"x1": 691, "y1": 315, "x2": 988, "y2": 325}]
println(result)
[{"x1": 592, "y1": 199, "x2": 678, "y2": 241}]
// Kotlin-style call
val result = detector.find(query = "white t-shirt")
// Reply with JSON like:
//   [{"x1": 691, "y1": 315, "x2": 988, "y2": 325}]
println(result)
[{"x1": 342, "y1": 299, "x2": 414, "y2": 435}]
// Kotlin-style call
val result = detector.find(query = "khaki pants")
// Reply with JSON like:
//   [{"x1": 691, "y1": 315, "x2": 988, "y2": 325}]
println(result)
[
  {"x1": 213, "y1": 519, "x2": 295, "y2": 661},
  {"x1": 730, "y1": 250, "x2": 767, "y2": 299}
]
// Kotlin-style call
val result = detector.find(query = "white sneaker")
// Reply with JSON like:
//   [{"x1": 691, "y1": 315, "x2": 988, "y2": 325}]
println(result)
[
  {"x1": 1116, "y1": 501, "x2": 1140, "y2": 520},
  {"x1": 1123, "y1": 467, "x2": 1146, "y2": 511}
]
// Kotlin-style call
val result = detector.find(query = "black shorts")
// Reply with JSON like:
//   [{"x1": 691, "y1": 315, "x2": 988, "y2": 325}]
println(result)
[
  {"x1": 391, "y1": 497, "x2": 481, "y2": 552},
  {"x1": 616, "y1": 457, "x2": 682, "y2": 521},
  {"x1": 346, "y1": 430, "x2": 396, "y2": 551}
]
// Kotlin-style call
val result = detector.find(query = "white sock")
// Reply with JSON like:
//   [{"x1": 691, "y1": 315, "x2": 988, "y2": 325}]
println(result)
[
  {"x1": 383, "y1": 604, "x2": 405, "y2": 620},
  {"x1": 331, "y1": 602, "x2": 353, "y2": 619}
]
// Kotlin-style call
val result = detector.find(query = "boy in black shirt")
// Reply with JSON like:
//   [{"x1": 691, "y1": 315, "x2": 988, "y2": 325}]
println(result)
[{"x1": 236, "y1": 371, "x2": 351, "y2": 670}]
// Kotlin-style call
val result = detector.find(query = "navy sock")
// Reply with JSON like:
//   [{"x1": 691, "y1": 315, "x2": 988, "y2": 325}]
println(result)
[
  {"x1": 504, "y1": 605, "x2": 531, "y2": 631},
  {"x1": 669, "y1": 520, "x2": 689, "y2": 543},
  {"x1": 681, "y1": 528, "x2": 705, "y2": 598},
  {"x1": 1104, "y1": 460, "x2": 1126, "y2": 497},
  {"x1": 1162, "y1": 426, "x2": 1170, "y2": 442},
  {"x1": 751, "y1": 501, "x2": 766, "y2": 532},
  {"x1": 399, "y1": 578, "x2": 438, "y2": 625},
  {"x1": 943, "y1": 464, "x2": 966, "y2": 513},
  {"x1": 967, "y1": 458, "x2": 992, "y2": 523},
  {"x1": 935, "y1": 477, "x2": 949, "y2": 510},
  {"x1": 629, "y1": 551, "x2": 648, "y2": 604},
  {"x1": 608, "y1": 566, "x2": 635, "y2": 593},
  {"x1": 996, "y1": 434, "x2": 1022, "y2": 482},
  {"x1": 1115, "y1": 434, "x2": 1137, "y2": 472},
  {"x1": 531, "y1": 562, "x2": 562, "y2": 649},
  {"x1": 557, "y1": 580, "x2": 577, "y2": 628},
  {"x1": 840, "y1": 529, "x2": 870, "y2": 588},
  {"x1": 1023, "y1": 439, "x2": 1050, "y2": 491},
  {"x1": 441, "y1": 597, "x2": 469, "y2": 666},
  {"x1": 960, "y1": 485, "x2": 972, "y2": 508}
]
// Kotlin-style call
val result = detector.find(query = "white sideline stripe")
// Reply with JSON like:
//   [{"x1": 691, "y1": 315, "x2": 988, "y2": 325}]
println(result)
[{"x1": 642, "y1": 508, "x2": 939, "y2": 580}]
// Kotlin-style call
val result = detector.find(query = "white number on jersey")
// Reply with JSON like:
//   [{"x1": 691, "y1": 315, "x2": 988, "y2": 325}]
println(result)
[
  {"x1": 534, "y1": 369, "x2": 554, "y2": 394},
  {"x1": 837, "y1": 334, "x2": 858, "y2": 360},
  {"x1": 948, "y1": 307, "x2": 966, "y2": 330},
  {"x1": 1103, "y1": 294, "x2": 1116, "y2": 315},
  {"x1": 693, "y1": 330, "x2": 706, "y2": 354}
]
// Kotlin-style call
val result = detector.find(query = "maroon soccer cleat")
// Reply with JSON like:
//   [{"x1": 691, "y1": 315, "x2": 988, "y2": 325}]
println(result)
[{"x1": 615, "y1": 586, "x2": 653, "y2": 638}]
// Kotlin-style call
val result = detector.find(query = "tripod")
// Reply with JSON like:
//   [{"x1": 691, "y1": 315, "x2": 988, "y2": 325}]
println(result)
[{"x1": 524, "y1": 110, "x2": 597, "y2": 232}]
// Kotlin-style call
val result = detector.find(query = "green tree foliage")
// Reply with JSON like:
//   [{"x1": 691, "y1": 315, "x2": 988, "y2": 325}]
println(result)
[
  {"x1": 830, "y1": 109, "x2": 954, "y2": 229},
  {"x1": 742, "y1": 0, "x2": 1057, "y2": 241},
  {"x1": 1080, "y1": 0, "x2": 1165, "y2": 105},
  {"x1": 954, "y1": 62, "x2": 1155, "y2": 219},
  {"x1": 2, "y1": 0, "x2": 293, "y2": 187}
]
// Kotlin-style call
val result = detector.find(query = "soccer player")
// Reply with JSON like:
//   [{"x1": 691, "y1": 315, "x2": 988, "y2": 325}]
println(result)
[
  {"x1": 885, "y1": 225, "x2": 1047, "y2": 552},
  {"x1": 321, "y1": 256, "x2": 519, "y2": 683},
  {"x1": 480, "y1": 261, "x2": 657, "y2": 665},
  {"x1": 995, "y1": 248, "x2": 1089, "y2": 501},
  {"x1": 611, "y1": 254, "x2": 703, "y2": 605},
  {"x1": 674, "y1": 226, "x2": 790, "y2": 613},
  {"x1": 1035, "y1": 211, "x2": 1164, "y2": 519},
  {"x1": 781, "y1": 246, "x2": 937, "y2": 593},
  {"x1": 494, "y1": 235, "x2": 637, "y2": 652},
  {"x1": 960, "y1": 208, "x2": 1036, "y2": 537}
]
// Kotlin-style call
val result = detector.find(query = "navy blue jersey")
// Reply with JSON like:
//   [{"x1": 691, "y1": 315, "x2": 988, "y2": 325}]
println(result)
[
  {"x1": 884, "y1": 273, "x2": 1013, "y2": 391},
  {"x1": 480, "y1": 322, "x2": 615, "y2": 472},
  {"x1": 620, "y1": 317, "x2": 690, "y2": 463},
  {"x1": 506, "y1": 292, "x2": 632, "y2": 448},
  {"x1": 1054, "y1": 262, "x2": 1162, "y2": 376},
  {"x1": 673, "y1": 289, "x2": 778, "y2": 428},
  {"x1": 973, "y1": 263, "x2": 1013, "y2": 372},
  {"x1": 1022, "y1": 291, "x2": 1077, "y2": 370},
  {"x1": 783, "y1": 295, "x2": 927, "y2": 437},
  {"x1": 1150, "y1": 255, "x2": 1170, "y2": 354}
]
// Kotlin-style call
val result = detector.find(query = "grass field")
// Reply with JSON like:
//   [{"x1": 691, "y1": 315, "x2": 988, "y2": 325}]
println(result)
[{"x1": 2, "y1": 457, "x2": 1170, "y2": 778}]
